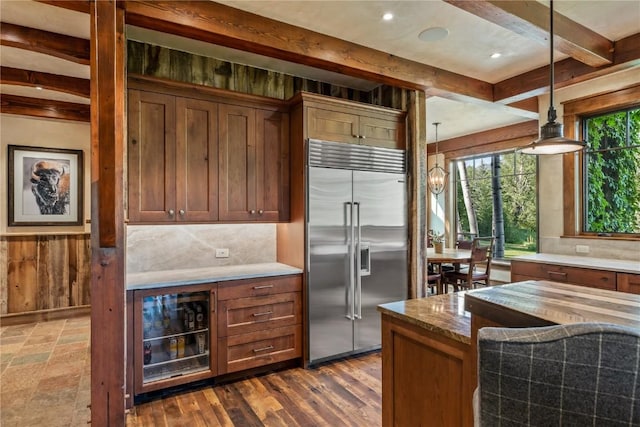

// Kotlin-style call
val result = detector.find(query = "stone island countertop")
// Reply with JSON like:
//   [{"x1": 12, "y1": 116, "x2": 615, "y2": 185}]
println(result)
[
  {"x1": 378, "y1": 291, "x2": 471, "y2": 345},
  {"x1": 127, "y1": 262, "x2": 303, "y2": 290}
]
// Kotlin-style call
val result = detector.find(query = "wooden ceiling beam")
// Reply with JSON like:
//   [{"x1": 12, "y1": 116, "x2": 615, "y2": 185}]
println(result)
[
  {"x1": 1, "y1": 66, "x2": 90, "y2": 98},
  {"x1": 35, "y1": 0, "x2": 90, "y2": 14},
  {"x1": 0, "y1": 94, "x2": 90, "y2": 122},
  {"x1": 445, "y1": 0, "x2": 613, "y2": 68},
  {"x1": 0, "y1": 22, "x2": 90, "y2": 65},
  {"x1": 494, "y1": 33, "x2": 640, "y2": 104},
  {"x1": 427, "y1": 120, "x2": 539, "y2": 155},
  {"x1": 123, "y1": 1, "x2": 494, "y2": 103}
]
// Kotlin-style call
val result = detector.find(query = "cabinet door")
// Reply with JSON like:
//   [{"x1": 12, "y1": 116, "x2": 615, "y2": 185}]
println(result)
[
  {"x1": 128, "y1": 90, "x2": 176, "y2": 222},
  {"x1": 618, "y1": 273, "x2": 640, "y2": 294},
  {"x1": 359, "y1": 115, "x2": 405, "y2": 149},
  {"x1": 134, "y1": 284, "x2": 217, "y2": 394},
  {"x1": 256, "y1": 109, "x2": 289, "y2": 221},
  {"x1": 307, "y1": 107, "x2": 360, "y2": 144},
  {"x1": 219, "y1": 104, "x2": 257, "y2": 221},
  {"x1": 176, "y1": 98, "x2": 219, "y2": 222}
]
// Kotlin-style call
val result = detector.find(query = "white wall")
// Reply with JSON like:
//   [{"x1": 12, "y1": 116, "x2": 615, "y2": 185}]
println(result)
[
  {"x1": 1, "y1": 114, "x2": 91, "y2": 235},
  {"x1": 538, "y1": 68, "x2": 640, "y2": 261}
]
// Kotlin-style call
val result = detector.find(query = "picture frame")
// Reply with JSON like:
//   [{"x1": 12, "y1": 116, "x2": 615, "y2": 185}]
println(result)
[{"x1": 8, "y1": 145, "x2": 84, "y2": 226}]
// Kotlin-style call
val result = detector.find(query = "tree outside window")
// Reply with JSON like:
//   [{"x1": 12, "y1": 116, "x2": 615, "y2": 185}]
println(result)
[
  {"x1": 454, "y1": 151, "x2": 537, "y2": 259},
  {"x1": 583, "y1": 107, "x2": 640, "y2": 234}
]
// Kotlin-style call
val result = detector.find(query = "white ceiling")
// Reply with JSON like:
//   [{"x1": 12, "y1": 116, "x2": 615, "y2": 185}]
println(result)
[{"x1": 2, "y1": 0, "x2": 639, "y2": 142}]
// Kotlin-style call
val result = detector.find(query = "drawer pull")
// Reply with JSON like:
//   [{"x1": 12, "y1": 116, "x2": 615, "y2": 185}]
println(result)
[
  {"x1": 253, "y1": 345, "x2": 274, "y2": 353},
  {"x1": 253, "y1": 311, "x2": 273, "y2": 317},
  {"x1": 547, "y1": 271, "x2": 567, "y2": 280},
  {"x1": 253, "y1": 285, "x2": 274, "y2": 290}
]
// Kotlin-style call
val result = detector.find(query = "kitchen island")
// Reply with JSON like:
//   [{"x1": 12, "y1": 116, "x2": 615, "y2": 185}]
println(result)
[{"x1": 379, "y1": 280, "x2": 640, "y2": 427}]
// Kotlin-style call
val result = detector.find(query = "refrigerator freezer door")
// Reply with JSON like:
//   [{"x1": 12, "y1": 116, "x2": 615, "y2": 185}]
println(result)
[
  {"x1": 308, "y1": 167, "x2": 355, "y2": 363},
  {"x1": 353, "y1": 171, "x2": 408, "y2": 351}
]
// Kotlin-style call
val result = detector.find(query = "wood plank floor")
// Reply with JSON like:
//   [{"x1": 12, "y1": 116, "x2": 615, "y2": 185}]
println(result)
[{"x1": 126, "y1": 352, "x2": 382, "y2": 427}]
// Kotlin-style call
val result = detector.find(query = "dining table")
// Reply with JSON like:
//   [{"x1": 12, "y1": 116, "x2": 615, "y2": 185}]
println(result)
[{"x1": 426, "y1": 247, "x2": 472, "y2": 294}]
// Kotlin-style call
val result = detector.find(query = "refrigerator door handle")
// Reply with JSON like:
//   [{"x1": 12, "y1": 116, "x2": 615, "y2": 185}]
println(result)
[
  {"x1": 345, "y1": 202, "x2": 355, "y2": 320},
  {"x1": 354, "y1": 202, "x2": 362, "y2": 320}
]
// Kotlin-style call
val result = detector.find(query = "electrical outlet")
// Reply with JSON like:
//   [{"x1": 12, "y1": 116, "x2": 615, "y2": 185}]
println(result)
[
  {"x1": 215, "y1": 248, "x2": 230, "y2": 258},
  {"x1": 575, "y1": 245, "x2": 590, "y2": 254}
]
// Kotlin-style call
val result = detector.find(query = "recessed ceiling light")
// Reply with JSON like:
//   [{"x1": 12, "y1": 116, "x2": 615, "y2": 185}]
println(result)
[
  {"x1": 35, "y1": 86, "x2": 43, "y2": 90},
  {"x1": 382, "y1": 12, "x2": 393, "y2": 21},
  {"x1": 418, "y1": 27, "x2": 449, "y2": 42},
  {"x1": 491, "y1": 52, "x2": 502, "y2": 59}
]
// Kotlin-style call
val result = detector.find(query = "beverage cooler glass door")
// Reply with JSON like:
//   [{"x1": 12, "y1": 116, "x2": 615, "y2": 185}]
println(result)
[{"x1": 138, "y1": 289, "x2": 212, "y2": 390}]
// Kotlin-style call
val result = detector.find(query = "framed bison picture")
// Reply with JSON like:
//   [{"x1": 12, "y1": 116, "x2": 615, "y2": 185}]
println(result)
[{"x1": 8, "y1": 145, "x2": 83, "y2": 226}]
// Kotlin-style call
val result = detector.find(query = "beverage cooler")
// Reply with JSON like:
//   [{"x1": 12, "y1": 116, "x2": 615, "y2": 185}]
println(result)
[{"x1": 133, "y1": 284, "x2": 217, "y2": 394}]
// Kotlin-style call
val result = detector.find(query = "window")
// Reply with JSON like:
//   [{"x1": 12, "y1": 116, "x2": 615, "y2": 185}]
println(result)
[
  {"x1": 583, "y1": 106, "x2": 640, "y2": 234},
  {"x1": 454, "y1": 151, "x2": 537, "y2": 259}
]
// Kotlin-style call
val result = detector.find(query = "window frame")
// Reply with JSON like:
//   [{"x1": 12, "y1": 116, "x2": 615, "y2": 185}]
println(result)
[{"x1": 562, "y1": 84, "x2": 640, "y2": 240}]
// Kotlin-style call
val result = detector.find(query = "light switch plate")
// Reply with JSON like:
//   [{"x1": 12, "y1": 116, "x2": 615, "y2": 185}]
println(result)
[
  {"x1": 575, "y1": 245, "x2": 590, "y2": 254},
  {"x1": 215, "y1": 248, "x2": 230, "y2": 258}
]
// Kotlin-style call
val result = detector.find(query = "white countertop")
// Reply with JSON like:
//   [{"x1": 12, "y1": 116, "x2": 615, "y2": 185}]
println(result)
[
  {"x1": 126, "y1": 262, "x2": 303, "y2": 290},
  {"x1": 512, "y1": 253, "x2": 640, "y2": 274}
]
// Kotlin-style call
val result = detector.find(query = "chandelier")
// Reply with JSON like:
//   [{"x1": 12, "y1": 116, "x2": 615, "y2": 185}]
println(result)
[{"x1": 427, "y1": 122, "x2": 448, "y2": 195}]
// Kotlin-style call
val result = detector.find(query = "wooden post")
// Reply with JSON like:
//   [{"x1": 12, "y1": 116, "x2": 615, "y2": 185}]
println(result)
[{"x1": 90, "y1": 1, "x2": 126, "y2": 425}]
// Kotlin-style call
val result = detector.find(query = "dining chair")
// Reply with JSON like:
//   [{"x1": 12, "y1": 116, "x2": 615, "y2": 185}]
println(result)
[
  {"x1": 455, "y1": 232, "x2": 476, "y2": 250},
  {"x1": 443, "y1": 236, "x2": 494, "y2": 292},
  {"x1": 425, "y1": 272, "x2": 441, "y2": 295},
  {"x1": 474, "y1": 322, "x2": 640, "y2": 426}
]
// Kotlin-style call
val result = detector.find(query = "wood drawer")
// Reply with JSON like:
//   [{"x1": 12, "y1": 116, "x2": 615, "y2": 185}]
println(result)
[
  {"x1": 217, "y1": 275, "x2": 301, "y2": 300},
  {"x1": 510, "y1": 260, "x2": 616, "y2": 290},
  {"x1": 218, "y1": 292, "x2": 301, "y2": 337},
  {"x1": 218, "y1": 325, "x2": 301, "y2": 374},
  {"x1": 617, "y1": 273, "x2": 640, "y2": 294}
]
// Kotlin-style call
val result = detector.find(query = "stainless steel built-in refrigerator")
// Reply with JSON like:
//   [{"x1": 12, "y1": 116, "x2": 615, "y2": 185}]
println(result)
[{"x1": 306, "y1": 139, "x2": 408, "y2": 364}]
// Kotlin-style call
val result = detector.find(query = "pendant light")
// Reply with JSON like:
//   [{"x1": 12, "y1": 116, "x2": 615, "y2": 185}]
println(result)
[
  {"x1": 521, "y1": 0, "x2": 586, "y2": 155},
  {"x1": 428, "y1": 122, "x2": 448, "y2": 194}
]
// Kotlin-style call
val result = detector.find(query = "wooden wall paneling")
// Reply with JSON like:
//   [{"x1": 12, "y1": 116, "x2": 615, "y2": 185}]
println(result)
[
  {"x1": 7, "y1": 237, "x2": 38, "y2": 313},
  {"x1": 0, "y1": 238, "x2": 7, "y2": 314},
  {"x1": 36, "y1": 235, "x2": 70, "y2": 310},
  {"x1": 68, "y1": 234, "x2": 91, "y2": 307},
  {"x1": 90, "y1": 1, "x2": 126, "y2": 425}
]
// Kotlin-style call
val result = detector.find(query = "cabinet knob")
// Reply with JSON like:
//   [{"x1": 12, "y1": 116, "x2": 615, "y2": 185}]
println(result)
[
  {"x1": 179, "y1": 209, "x2": 185, "y2": 216},
  {"x1": 360, "y1": 135, "x2": 366, "y2": 139},
  {"x1": 258, "y1": 209, "x2": 264, "y2": 215},
  {"x1": 249, "y1": 209, "x2": 256, "y2": 214},
  {"x1": 168, "y1": 209, "x2": 175, "y2": 216}
]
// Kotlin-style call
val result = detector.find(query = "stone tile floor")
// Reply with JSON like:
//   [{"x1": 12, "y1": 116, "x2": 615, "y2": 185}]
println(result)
[{"x1": 1, "y1": 316, "x2": 91, "y2": 426}]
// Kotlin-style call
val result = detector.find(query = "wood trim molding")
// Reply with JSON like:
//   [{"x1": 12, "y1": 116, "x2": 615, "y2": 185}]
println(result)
[
  {"x1": 428, "y1": 120, "x2": 539, "y2": 157},
  {"x1": 0, "y1": 305, "x2": 90, "y2": 327},
  {"x1": 0, "y1": 22, "x2": 90, "y2": 65},
  {"x1": 1, "y1": 66, "x2": 90, "y2": 98},
  {"x1": 563, "y1": 84, "x2": 640, "y2": 116},
  {"x1": 0, "y1": 94, "x2": 90, "y2": 121}
]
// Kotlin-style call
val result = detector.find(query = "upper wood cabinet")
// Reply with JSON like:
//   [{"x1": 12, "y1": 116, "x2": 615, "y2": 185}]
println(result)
[
  {"x1": 297, "y1": 92, "x2": 406, "y2": 149},
  {"x1": 128, "y1": 89, "x2": 218, "y2": 223},
  {"x1": 218, "y1": 105, "x2": 290, "y2": 221},
  {"x1": 127, "y1": 76, "x2": 290, "y2": 224}
]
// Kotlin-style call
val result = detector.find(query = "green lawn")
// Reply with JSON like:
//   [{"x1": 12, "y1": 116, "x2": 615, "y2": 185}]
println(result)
[{"x1": 503, "y1": 242, "x2": 536, "y2": 258}]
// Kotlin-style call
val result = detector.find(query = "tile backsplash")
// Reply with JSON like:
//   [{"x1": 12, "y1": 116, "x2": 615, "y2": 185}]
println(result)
[{"x1": 126, "y1": 224, "x2": 276, "y2": 273}]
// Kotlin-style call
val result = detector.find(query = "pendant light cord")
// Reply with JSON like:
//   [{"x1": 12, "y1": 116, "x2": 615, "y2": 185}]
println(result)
[{"x1": 548, "y1": 0, "x2": 557, "y2": 123}]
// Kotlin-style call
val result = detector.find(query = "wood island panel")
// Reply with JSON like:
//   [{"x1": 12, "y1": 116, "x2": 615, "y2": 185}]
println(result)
[{"x1": 378, "y1": 293, "x2": 473, "y2": 427}]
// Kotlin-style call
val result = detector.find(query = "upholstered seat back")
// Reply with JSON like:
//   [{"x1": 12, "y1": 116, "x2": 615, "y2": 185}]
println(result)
[{"x1": 477, "y1": 323, "x2": 640, "y2": 426}]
